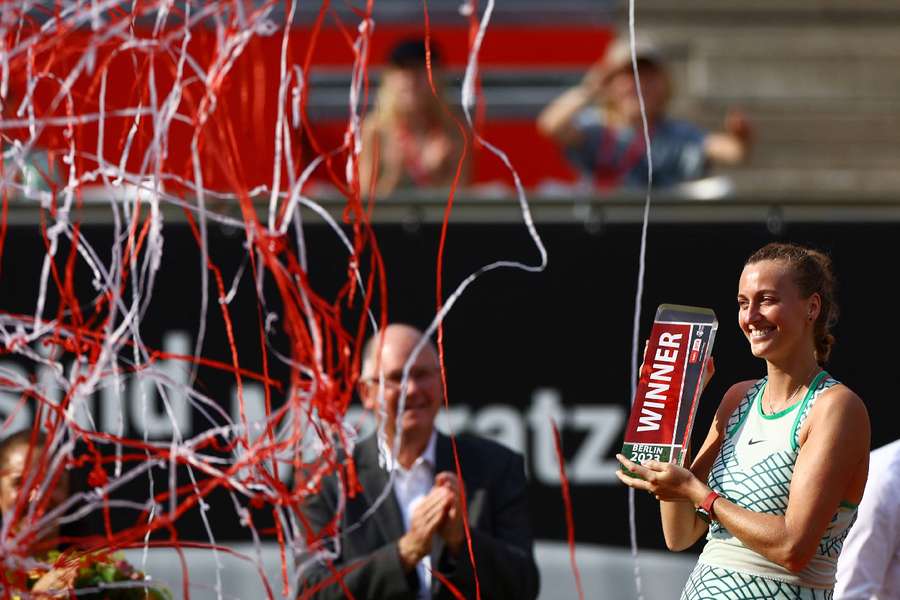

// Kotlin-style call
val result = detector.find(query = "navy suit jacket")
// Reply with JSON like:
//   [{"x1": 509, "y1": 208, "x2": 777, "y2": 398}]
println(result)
[{"x1": 297, "y1": 432, "x2": 540, "y2": 599}]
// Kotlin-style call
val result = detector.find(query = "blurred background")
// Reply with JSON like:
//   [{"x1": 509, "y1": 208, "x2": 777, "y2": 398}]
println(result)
[
  {"x1": 272, "y1": 0, "x2": 900, "y2": 199},
  {"x1": 3, "y1": 1, "x2": 899, "y2": 598}
]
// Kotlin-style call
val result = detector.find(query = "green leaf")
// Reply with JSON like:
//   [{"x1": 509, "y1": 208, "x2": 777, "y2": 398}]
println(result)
[{"x1": 98, "y1": 563, "x2": 118, "y2": 582}]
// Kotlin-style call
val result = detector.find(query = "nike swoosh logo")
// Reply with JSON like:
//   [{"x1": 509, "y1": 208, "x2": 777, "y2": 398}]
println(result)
[{"x1": 748, "y1": 438, "x2": 765, "y2": 445}]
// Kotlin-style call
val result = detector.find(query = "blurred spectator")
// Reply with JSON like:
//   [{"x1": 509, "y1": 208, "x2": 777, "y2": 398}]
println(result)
[
  {"x1": 298, "y1": 324, "x2": 539, "y2": 599},
  {"x1": 0, "y1": 429, "x2": 166, "y2": 597},
  {"x1": 359, "y1": 39, "x2": 469, "y2": 197},
  {"x1": 1, "y1": 90, "x2": 55, "y2": 197},
  {"x1": 834, "y1": 439, "x2": 900, "y2": 599},
  {"x1": 0, "y1": 429, "x2": 72, "y2": 591},
  {"x1": 537, "y1": 37, "x2": 751, "y2": 190},
  {"x1": 0, "y1": 429, "x2": 68, "y2": 553}
]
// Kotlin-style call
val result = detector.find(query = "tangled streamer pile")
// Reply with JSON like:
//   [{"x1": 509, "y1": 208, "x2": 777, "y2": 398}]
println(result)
[
  {"x1": 0, "y1": 1, "x2": 408, "y2": 597},
  {"x1": 0, "y1": 0, "x2": 551, "y2": 598}
]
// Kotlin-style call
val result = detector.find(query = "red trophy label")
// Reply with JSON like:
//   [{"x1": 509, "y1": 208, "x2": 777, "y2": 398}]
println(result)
[{"x1": 621, "y1": 304, "x2": 717, "y2": 471}]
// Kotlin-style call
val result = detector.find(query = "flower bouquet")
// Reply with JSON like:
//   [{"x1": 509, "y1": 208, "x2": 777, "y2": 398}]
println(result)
[
  {"x1": 13, "y1": 550, "x2": 172, "y2": 599},
  {"x1": 70, "y1": 551, "x2": 171, "y2": 599}
]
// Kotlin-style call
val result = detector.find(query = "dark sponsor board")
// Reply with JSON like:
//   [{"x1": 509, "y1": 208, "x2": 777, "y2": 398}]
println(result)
[{"x1": 0, "y1": 219, "x2": 895, "y2": 552}]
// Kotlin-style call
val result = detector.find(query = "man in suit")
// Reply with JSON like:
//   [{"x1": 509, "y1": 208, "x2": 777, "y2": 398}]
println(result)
[{"x1": 297, "y1": 323, "x2": 540, "y2": 599}]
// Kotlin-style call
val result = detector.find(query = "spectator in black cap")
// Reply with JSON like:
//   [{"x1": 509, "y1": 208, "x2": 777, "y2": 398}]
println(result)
[
  {"x1": 538, "y1": 37, "x2": 751, "y2": 190},
  {"x1": 359, "y1": 39, "x2": 468, "y2": 197}
]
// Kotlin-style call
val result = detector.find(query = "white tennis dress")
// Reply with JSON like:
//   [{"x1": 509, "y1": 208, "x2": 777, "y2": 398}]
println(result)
[{"x1": 681, "y1": 372, "x2": 858, "y2": 600}]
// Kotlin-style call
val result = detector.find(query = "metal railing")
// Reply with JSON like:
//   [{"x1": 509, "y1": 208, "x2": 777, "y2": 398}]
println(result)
[{"x1": 8, "y1": 181, "x2": 900, "y2": 228}]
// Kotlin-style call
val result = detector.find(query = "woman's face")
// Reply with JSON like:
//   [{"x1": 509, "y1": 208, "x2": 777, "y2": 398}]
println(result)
[
  {"x1": 1, "y1": 443, "x2": 35, "y2": 514},
  {"x1": 737, "y1": 259, "x2": 819, "y2": 362},
  {"x1": 0, "y1": 443, "x2": 67, "y2": 528},
  {"x1": 383, "y1": 66, "x2": 432, "y2": 117}
]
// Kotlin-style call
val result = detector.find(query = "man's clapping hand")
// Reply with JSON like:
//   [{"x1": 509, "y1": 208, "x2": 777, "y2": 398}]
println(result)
[
  {"x1": 434, "y1": 471, "x2": 465, "y2": 555},
  {"x1": 397, "y1": 472, "x2": 467, "y2": 571}
]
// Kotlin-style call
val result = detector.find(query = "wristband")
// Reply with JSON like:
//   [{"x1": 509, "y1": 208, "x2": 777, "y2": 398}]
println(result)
[{"x1": 695, "y1": 490, "x2": 720, "y2": 524}]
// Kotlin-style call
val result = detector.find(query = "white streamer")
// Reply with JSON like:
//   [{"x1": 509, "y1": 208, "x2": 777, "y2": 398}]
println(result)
[{"x1": 626, "y1": 0, "x2": 655, "y2": 598}]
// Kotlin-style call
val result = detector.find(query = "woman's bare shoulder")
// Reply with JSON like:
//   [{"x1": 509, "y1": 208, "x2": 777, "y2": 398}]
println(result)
[
  {"x1": 709, "y1": 379, "x2": 755, "y2": 429},
  {"x1": 718, "y1": 379, "x2": 758, "y2": 414},
  {"x1": 810, "y1": 382, "x2": 868, "y2": 425}
]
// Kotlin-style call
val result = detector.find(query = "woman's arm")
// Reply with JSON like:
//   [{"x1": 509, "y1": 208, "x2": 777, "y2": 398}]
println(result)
[
  {"x1": 359, "y1": 121, "x2": 404, "y2": 197},
  {"x1": 653, "y1": 380, "x2": 755, "y2": 551},
  {"x1": 619, "y1": 385, "x2": 870, "y2": 572},
  {"x1": 536, "y1": 87, "x2": 593, "y2": 146},
  {"x1": 425, "y1": 121, "x2": 469, "y2": 189},
  {"x1": 357, "y1": 121, "x2": 380, "y2": 198},
  {"x1": 703, "y1": 110, "x2": 751, "y2": 165},
  {"x1": 536, "y1": 62, "x2": 606, "y2": 146}
]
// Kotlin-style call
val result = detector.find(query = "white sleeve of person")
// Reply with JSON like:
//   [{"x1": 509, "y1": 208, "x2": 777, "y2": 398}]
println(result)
[{"x1": 834, "y1": 440, "x2": 900, "y2": 599}]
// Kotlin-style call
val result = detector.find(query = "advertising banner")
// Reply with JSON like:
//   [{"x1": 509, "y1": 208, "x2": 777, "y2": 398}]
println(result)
[{"x1": 0, "y1": 220, "x2": 894, "y2": 551}]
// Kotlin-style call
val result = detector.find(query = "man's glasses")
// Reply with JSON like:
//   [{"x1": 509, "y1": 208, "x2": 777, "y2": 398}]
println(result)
[{"x1": 361, "y1": 367, "x2": 440, "y2": 392}]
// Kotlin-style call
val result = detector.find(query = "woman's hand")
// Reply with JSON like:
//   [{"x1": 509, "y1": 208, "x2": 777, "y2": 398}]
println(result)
[{"x1": 615, "y1": 454, "x2": 710, "y2": 504}]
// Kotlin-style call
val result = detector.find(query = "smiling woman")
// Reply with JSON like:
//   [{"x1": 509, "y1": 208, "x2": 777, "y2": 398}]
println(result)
[
  {"x1": 739, "y1": 245, "x2": 839, "y2": 374},
  {"x1": 616, "y1": 242, "x2": 870, "y2": 600}
]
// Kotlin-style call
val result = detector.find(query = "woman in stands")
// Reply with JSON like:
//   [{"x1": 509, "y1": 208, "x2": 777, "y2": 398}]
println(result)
[
  {"x1": 616, "y1": 243, "x2": 869, "y2": 599},
  {"x1": 359, "y1": 39, "x2": 468, "y2": 197},
  {"x1": 538, "y1": 37, "x2": 750, "y2": 190}
]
